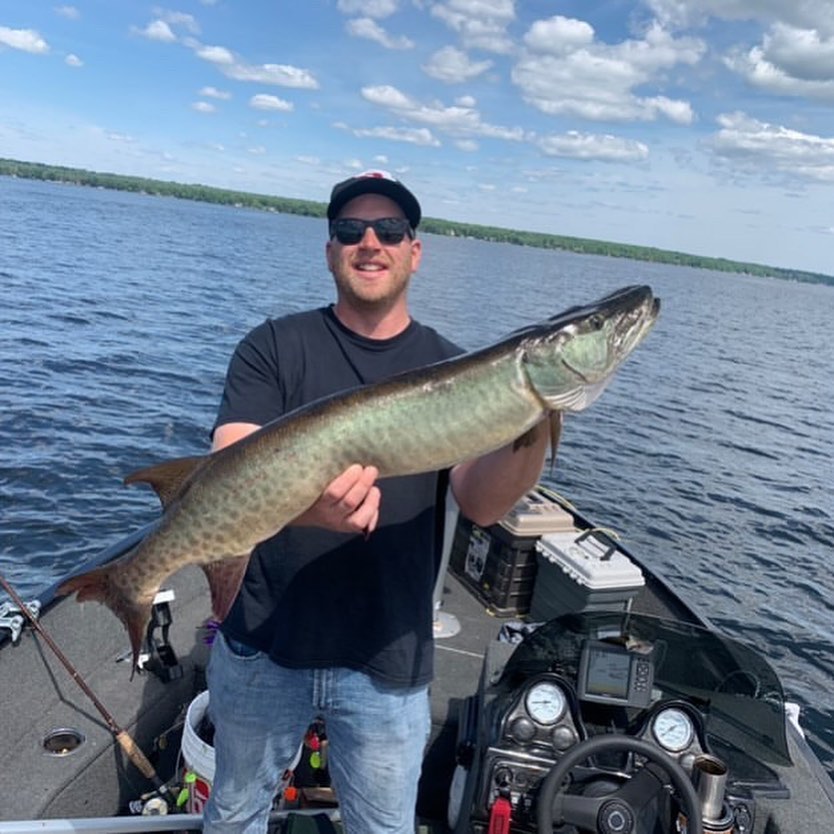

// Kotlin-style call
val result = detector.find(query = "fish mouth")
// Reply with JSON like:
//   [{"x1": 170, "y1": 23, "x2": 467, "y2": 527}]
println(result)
[{"x1": 522, "y1": 285, "x2": 659, "y2": 411}]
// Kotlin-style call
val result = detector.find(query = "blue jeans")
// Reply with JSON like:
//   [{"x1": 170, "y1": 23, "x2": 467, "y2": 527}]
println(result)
[{"x1": 202, "y1": 632, "x2": 431, "y2": 834}]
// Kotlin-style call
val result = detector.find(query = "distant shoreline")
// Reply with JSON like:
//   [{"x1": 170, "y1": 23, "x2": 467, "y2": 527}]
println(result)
[{"x1": 2, "y1": 157, "x2": 831, "y2": 286}]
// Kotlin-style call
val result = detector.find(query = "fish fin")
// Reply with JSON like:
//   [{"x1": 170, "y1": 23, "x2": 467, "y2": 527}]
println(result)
[
  {"x1": 57, "y1": 564, "x2": 152, "y2": 674},
  {"x1": 124, "y1": 455, "x2": 209, "y2": 509},
  {"x1": 202, "y1": 555, "x2": 251, "y2": 622},
  {"x1": 548, "y1": 411, "x2": 563, "y2": 473}
]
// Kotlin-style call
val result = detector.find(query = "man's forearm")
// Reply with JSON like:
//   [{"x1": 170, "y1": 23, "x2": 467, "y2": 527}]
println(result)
[{"x1": 450, "y1": 416, "x2": 551, "y2": 527}]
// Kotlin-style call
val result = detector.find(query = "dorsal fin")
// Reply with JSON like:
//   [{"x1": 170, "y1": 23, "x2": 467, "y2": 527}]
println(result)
[{"x1": 124, "y1": 455, "x2": 208, "y2": 508}]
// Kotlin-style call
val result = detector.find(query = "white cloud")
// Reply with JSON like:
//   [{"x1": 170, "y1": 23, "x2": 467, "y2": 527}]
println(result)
[
  {"x1": 362, "y1": 85, "x2": 411, "y2": 109},
  {"x1": 195, "y1": 44, "x2": 235, "y2": 65},
  {"x1": 236, "y1": 64, "x2": 319, "y2": 90},
  {"x1": 534, "y1": 131, "x2": 650, "y2": 162},
  {"x1": 362, "y1": 84, "x2": 526, "y2": 141},
  {"x1": 345, "y1": 125, "x2": 442, "y2": 146},
  {"x1": 192, "y1": 101, "x2": 216, "y2": 113},
  {"x1": 523, "y1": 15, "x2": 594, "y2": 53},
  {"x1": 644, "y1": 0, "x2": 834, "y2": 37},
  {"x1": 0, "y1": 26, "x2": 50, "y2": 54},
  {"x1": 106, "y1": 131, "x2": 134, "y2": 143},
  {"x1": 430, "y1": 0, "x2": 516, "y2": 54},
  {"x1": 345, "y1": 48, "x2": 660, "y2": 167},
  {"x1": 200, "y1": 86, "x2": 231, "y2": 100},
  {"x1": 711, "y1": 111, "x2": 834, "y2": 183},
  {"x1": 512, "y1": 18, "x2": 703, "y2": 123},
  {"x1": 338, "y1": 0, "x2": 398, "y2": 18},
  {"x1": 136, "y1": 20, "x2": 177, "y2": 43},
  {"x1": 54, "y1": 5, "x2": 80, "y2": 20},
  {"x1": 758, "y1": 22, "x2": 834, "y2": 80},
  {"x1": 194, "y1": 43, "x2": 319, "y2": 88},
  {"x1": 423, "y1": 46, "x2": 492, "y2": 82},
  {"x1": 65, "y1": 53, "x2": 83, "y2": 67},
  {"x1": 725, "y1": 24, "x2": 834, "y2": 101},
  {"x1": 250, "y1": 94, "x2": 294, "y2": 112},
  {"x1": 346, "y1": 18, "x2": 414, "y2": 49},
  {"x1": 161, "y1": 12, "x2": 200, "y2": 35}
]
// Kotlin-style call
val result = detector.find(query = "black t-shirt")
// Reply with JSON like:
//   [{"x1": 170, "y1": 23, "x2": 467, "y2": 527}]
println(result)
[{"x1": 214, "y1": 306, "x2": 461, "y2": 686}]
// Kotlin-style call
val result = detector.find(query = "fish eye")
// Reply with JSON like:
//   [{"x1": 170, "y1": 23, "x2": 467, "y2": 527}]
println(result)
[{"x1": 588, "y1": 314, "x2": 605, "y2": 330}]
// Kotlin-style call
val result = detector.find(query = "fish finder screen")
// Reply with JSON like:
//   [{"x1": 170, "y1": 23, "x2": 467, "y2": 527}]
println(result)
[
  {"x1": 584, "y1": 645, "x2": 630, "y2": 699},
  {"x1": 577, "y1": 639, "x2": 654, "y2": 707}
]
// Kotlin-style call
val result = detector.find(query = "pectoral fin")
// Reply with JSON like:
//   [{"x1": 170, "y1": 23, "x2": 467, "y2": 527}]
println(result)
[
  {"x1": 548, "y1": 411, "x2": 563, "y2": 472},
  {"x1": 201, "y1": 554, "x2": 251, "y2": 622}
]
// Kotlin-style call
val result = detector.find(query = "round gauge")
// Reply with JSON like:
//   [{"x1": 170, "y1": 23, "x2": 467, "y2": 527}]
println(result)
[
  {"x1": 651, "y1": 707, "x2": 694, "y2": 752},
  {"x1": 525, "y1": 681, "x2": 566, "y2": 725}
]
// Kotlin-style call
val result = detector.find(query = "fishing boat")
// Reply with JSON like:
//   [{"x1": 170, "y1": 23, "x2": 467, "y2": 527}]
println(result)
[{"x1": 1, "y1": 486, "x2": 832, "y2": 833}]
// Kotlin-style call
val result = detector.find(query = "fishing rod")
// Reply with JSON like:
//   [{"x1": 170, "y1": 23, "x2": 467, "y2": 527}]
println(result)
[{"x1": 0, "y1": 571, "x2": 173, "y2": 807}]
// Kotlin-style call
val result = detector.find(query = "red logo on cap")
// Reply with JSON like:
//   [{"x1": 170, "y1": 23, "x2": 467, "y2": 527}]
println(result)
[{"x1": 359, "y1": 169, "x2": 393, "y2": 181}]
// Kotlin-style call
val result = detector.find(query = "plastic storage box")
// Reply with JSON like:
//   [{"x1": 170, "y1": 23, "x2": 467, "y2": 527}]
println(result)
[
  {"x1": 450, "y1": 488, "x2": 577, "y2": 616},
  {"x1": 529, "y1": 530, "x2": 645, "y2": 621}
]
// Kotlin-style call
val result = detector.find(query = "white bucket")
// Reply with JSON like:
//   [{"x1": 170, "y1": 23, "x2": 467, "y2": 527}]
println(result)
[
  {"x1": 181, "y1": 690, "x2": 214, "y2": 814},
  {"x1": 180, "y1": 689, "x2": 307, "y2": 813}
]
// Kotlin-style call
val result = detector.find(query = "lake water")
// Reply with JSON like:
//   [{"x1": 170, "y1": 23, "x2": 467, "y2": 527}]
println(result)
[{"x1": 1, "y1": 175, "x2": 833, "y2": 774}]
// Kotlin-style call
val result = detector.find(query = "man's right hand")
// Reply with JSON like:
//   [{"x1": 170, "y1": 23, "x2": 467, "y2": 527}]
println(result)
[{"x1": 292, "y1": 464, "x2": 381, "y2": 536}]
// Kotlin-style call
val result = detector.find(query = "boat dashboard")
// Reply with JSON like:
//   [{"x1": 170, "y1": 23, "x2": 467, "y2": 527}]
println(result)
[{"x1": 452, "y1": 611, "x2": 791, "y2": 833}]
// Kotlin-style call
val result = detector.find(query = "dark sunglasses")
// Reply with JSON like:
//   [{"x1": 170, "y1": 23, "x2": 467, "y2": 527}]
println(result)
[{"x1": 329, "y1": 217, "x2": 413, "y2": 246}]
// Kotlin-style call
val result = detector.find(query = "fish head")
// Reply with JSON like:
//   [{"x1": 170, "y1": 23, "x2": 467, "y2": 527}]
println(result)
[{"x1": 520, "y1": 284, "x2": 660, "y2": 411}]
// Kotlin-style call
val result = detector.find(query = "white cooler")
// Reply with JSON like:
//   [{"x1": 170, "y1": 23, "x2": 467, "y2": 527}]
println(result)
[{"x1": 529, "y1": 530, "x2": 645, "y2": 621}]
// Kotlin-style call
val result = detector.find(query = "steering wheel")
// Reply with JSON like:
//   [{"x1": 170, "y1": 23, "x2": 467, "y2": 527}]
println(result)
[{"x1": 535, "y1": 735, "x2": 703, "y2": 834}]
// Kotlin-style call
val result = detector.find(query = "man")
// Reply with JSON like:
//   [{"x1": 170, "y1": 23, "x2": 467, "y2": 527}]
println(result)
[{"x1": 203, "y1": 171, "x2": 548, "y2": 833}]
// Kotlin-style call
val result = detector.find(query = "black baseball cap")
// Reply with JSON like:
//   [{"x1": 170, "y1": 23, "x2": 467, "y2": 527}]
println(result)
[{"x1": 327, "y1": 170, "x2": 421, "y2": 229}]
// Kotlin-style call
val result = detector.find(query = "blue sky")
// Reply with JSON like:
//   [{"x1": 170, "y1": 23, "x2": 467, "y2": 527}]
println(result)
[{"x1": 1, "y1": 1, "x2": 833, "y2": 274}]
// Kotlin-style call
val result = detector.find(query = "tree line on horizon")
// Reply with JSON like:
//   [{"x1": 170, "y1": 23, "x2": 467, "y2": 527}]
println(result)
[{"x1": 2, "y1": 157, "x2": 830, "y2": 287}]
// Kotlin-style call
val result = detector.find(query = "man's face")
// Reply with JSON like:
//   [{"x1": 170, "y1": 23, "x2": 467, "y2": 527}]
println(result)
[{"x1": 326, "y1": 193, "x2": 422, "y2": 311}]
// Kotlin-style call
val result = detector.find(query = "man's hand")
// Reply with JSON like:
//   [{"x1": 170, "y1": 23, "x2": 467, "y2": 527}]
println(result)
[{"x1": 292, "y1": 464, "x2": 381, "y2": 535}]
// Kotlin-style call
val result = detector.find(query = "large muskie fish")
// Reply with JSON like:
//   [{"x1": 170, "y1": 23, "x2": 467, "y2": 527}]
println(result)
[{"x1": 59, "y1": 285, "x2": 659, "y2": 666}]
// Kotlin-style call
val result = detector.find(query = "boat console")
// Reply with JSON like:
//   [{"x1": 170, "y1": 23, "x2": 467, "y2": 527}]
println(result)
[{"x1": 450, "y1": 611, "x2": 792, "y2": 834}]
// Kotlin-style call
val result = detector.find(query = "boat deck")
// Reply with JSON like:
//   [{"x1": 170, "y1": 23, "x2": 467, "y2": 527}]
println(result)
[
  {"x1": 2, "y1": 515, "x2": 833, "y2": 832},
  {"x1": 0, "y1": 525, "x2": 694, "y2": 824}
]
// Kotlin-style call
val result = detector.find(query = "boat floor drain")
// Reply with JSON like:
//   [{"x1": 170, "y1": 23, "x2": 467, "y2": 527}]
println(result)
[{"x1": 43, "y1": 728, "x2": 85, "y2": 756}]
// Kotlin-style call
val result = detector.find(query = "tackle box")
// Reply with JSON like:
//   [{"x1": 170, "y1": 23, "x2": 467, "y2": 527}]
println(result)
[
  {"x1": 529, "y1": 529, "x2": 645, "y2": 621},
  {"x1": 449, "y1": 487, "x2": 577, "y2": 616}
]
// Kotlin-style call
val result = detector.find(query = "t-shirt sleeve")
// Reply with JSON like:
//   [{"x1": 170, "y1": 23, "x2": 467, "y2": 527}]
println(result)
[{"x1": 213, "y1": 320, "x2": 284, "y2": 435}]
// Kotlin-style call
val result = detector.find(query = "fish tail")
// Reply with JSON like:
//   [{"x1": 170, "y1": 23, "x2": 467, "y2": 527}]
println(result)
[{"x1": 57, "y1": 566, "x2": 151, "y2": 671}]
